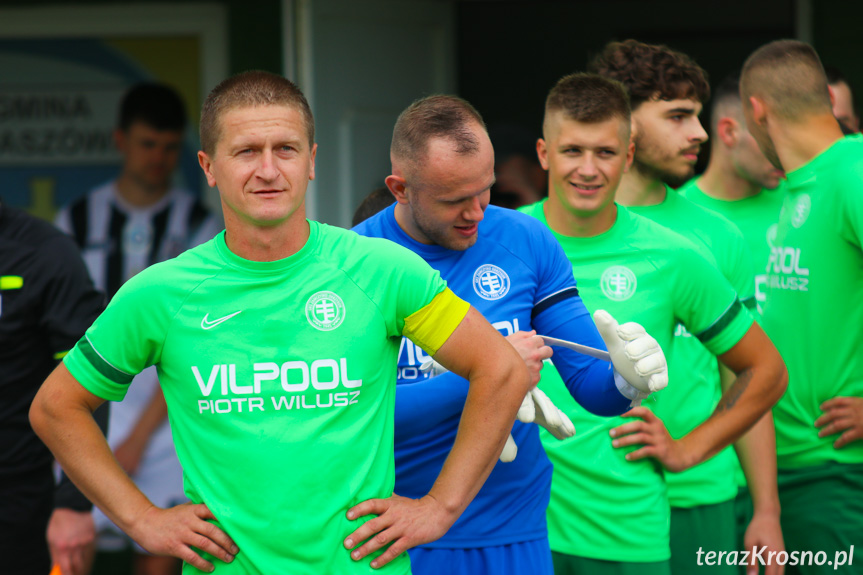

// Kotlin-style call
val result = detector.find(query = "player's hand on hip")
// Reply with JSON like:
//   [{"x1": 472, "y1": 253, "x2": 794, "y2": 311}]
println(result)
[
  {"x1": 47, "y1": 509, "x2": 96, "y2": 575},
  {"x1": 610, "y1": 407, "x2": 694, "y2": 472},
  {"x1": 594, "y1": 310, "x2": 668, "y2": 398},
  {"x1": 516, "y1": 387, "x2": 575, "y2": 440},
  {"x1": 127, "y1": 503, "x2": 238, "y2": 573},
  {"x1": 505, "y1": 330, "x2": 552, "y2": 385},
  {"x1": 816, "y1": 396, "x2": 863, "y2": 449},
  {"x1": 345, "y1": 494, "x2": 456, "y2": 569}
]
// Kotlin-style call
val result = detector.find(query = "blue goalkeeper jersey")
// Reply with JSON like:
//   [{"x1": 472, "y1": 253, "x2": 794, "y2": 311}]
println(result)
[{"x1": 354, "y1": 204, "x2": 629, "y2": 548}]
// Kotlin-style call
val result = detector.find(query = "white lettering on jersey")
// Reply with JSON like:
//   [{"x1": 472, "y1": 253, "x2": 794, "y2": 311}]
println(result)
[
  {"x1": 192, "y1": 358, "x2": 363, "y2": 415},
  {"x1": 766, "y1": 246, "x2": 810, "y2": 292}
]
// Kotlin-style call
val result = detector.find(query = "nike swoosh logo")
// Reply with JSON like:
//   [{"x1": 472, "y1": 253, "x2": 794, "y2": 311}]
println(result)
[{"x1": 201, "y1": 311, "x2": 242, "y2": 330}]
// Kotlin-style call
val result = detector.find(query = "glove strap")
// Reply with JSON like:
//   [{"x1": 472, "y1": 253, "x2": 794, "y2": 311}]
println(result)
[{"x1": 613, "y1": 369, "x2": 650, "y2": 405}]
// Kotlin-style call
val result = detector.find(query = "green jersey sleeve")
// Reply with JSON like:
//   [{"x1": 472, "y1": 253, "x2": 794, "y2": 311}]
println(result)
[
  {"x1": 673, "y1": 245, "x2": 754, "y2": 356},
  {"x1": 63, "y1": 262, "x2": 180, "y2": 401}
]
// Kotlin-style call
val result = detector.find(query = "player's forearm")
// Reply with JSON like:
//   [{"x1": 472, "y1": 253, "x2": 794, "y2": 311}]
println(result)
[
  {"x1": 31, "y1": 367, "x2": 155, "y2": 536},
  {"x1": 681, "y1": 358, "x2": 787, "y2": 468},
  {"x1": 734, "y1": 412, "x2": 781, "y2": 515},
  {"x1": 427, "y1": 356, "x2": 528, "y2": 517}
]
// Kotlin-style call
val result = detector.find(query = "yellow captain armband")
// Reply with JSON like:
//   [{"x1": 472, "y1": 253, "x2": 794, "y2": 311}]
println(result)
[{"x1": 402, "y1": 288, "x2": 470, "y2": 356}]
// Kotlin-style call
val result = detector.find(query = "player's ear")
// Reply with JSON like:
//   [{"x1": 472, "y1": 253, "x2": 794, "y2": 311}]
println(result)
[
  {"x1": 717, "y1": 117, "x2": 738, "y2": 147},
  {"x1": 748, "y1": 96, "x2": 768, "y2": 127},
  {"x1": 536, "y1": 138, "x2": 550, "y2": 170},
  {"x1": 198, "y1": 151, "x2": 218, "y2": 188},
  {"x1": 385, "y1": 174, "x2": 408, "y2": 204},
  {"x1": 308, "y1": 143, "x2": 317, "y2": 181},
  {"x1": 624, "y1": 139, "x2": 635, "y2": 172},
  {"x1": 828, "y1": 84, "x2": 836, "y2": 109}
]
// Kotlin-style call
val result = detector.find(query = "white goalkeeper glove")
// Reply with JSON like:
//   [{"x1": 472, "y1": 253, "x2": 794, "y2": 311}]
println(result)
[
  {"x1": 419, "y1": 357, "x2": 448, "y2": 377},
  {"x1": 594, "y1": 309, "x2": 668, "y2": 407},
  {"x1": 516, "y1": 387, "x2": 576, "y2": 440}
]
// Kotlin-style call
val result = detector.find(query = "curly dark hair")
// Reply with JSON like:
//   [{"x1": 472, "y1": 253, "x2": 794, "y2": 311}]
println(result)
[{"x1": 588, "y1": 39, "x2": 710, "y2": 108}]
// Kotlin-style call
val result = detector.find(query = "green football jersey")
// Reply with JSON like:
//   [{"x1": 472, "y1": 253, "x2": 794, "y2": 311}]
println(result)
[
  {"x1": 679, "y1": 179, "x2": 785, "y2": 317},
  {"x1": 763, "y1": 135, "x2": 863, "y2": 469},
  {"x1": 679, "y1": 180, "x2": 785, "y2": 487},
  {"x1": 520, "y1": 202, "x2": 753, "y2": 561},
  {"x1": 627, "y1": 189, "x2": 755, "y2": 508},
  {"x1": 64, "y1": 222, "x2": 469, "y2": 574}
]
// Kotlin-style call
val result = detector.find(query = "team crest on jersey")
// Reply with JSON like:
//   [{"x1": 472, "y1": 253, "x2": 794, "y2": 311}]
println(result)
[
  {"x1": 766, "y1": 223, "x2": 778, "y2": 248},
  {"x1": 791, "y1": 194, "x2": 811, "y2": 228},
  {"x1": 305, "y1": 291, "x2": 346, "y2": 331},
  {"x1": 473, "y1": 264, "x2": 510, "y2": 300},
  {"x1": 600, "y1": 265, "x2": 637, "y2": 301}
]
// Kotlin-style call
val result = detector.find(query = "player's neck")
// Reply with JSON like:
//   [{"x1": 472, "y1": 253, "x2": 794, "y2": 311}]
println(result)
[
  {"x1": 772, "y1": 114, "x2": 844, "y2": 174},
  {"x1": 115, "y1": 173, "x2": 171, "y2": 208},
  {"x1": 699, "y1": 158, "x2": 761, "y2": 201},
  {"x1": 616, "y1": 164, "x2": 666, "y2": 207},
  {"x1": 543, "y1": 197, "x2": 616, "y2": 238},
  {"x1": 223, "y1": 208, "x2": 310, "y2": 262}
]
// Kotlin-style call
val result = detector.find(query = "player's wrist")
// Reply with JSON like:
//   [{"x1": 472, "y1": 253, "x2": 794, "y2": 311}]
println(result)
[
  {"x1": 422, "y1": 492, "x2": 460, "y2": 525},
  {"x1": 613, "y1": 370, "x2": 650, "y2": 401},
  {"x1": 750, "y1": 497, "x2": 781, "y2": 518}
]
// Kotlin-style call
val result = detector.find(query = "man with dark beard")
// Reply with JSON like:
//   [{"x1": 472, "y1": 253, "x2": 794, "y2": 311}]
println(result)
[{"x1": 591, "y1": 41, "x2": 785, "y2": 575}]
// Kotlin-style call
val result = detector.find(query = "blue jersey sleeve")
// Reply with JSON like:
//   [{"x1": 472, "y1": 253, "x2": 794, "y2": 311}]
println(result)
[
  {"x1": 532, "y1": 233, "x2": 630, "y2": 416},
  {"x1": 394, "y1": 372, "x2": 468, "y2": 441}
]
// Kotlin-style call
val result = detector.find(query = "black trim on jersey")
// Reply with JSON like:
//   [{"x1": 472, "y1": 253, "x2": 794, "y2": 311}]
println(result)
[
  {"x1": 188, "y1": 199, "x2": 209, "y2": 235},
  {"x1": 531, "y1": 286, "x2": 580, "y2": 320},
  {"x1": 69, "y1": 198, "x2": 88, "y2": 249},
  {"x1": 741, "y1": 296, "x2": 757, "y2": 312},
  {"x1": 106, "y1": 206, "x2": 127, "y2": 299},
  {"x1": 696, "y1": 298, "x2": 744, "y2": 344},
  {"x1": 149, "y1": 206, "x2": 171, "y2": 266}
]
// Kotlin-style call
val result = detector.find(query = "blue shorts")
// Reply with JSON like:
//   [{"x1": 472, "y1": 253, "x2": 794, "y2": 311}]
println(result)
[{"x1": 408, "y1": 538, "x2": 553, "y2": 575}]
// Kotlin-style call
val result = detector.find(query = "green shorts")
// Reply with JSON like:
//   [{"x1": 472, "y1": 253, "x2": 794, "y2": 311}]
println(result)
[
  {"x1": 778, "y1": 461, "x2": 863, "y2": 574},
  {"x1": 670, "y1": 499, "x2": 737, "y2": 574},
  {"x1": 551, "y1": 551, "x2": 670, "y2": 575}
]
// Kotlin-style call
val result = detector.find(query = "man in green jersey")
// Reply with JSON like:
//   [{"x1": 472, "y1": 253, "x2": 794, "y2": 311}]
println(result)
[
  {"x1": 679, "y1": 74, "x2": 785, "y2": 316},
  {"x1": 742, "y1": 40, "x2": 863, "y2": 574},
  {"x1": 29, "y1": 71, "x2": 532, "y2": 574},
  {"x1": 678, "y1": 72, "x2": 787, "y2": 572},
  {"x1": 825, "y1": 66, "x2": 859, "y2": 134},
  {"x1": 524, "y1": 72, "x2": 788, "y2": 575},
  {"x1": 590, "y1": 41, "x2": 786, "y2": 574}
]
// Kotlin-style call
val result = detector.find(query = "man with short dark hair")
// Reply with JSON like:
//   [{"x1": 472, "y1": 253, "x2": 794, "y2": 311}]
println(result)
[
  {"x1": 352, "y1": 186, "x2": 396, "y2": 226},
  {"x1": 591, "y1": 40, "x2": 786, "y2": 573},
  {"x1": 523, "y1": 72, "x2": 787, "y2": 575},
  {"x1": 54, "y1": 82, "x2": 221, "y2": 575},
  {"x1": 824, "y1": 65, "x2": 859, "y2": 133},
  {"x1": 678, "y1": 74, "x2": 787, "y2": 559},
  {"x1": 742, "y1": 39, "x2": 863, "y2": 573},
  {"x1": 679, "y1": 74, "x2": 785, "y2": 315},
  {"x1": 31, "y1": 71, "x2": 532, "y2": 574},
  {"x1": 354, "y1": 93, "x2": 669, "y2": 574}
]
